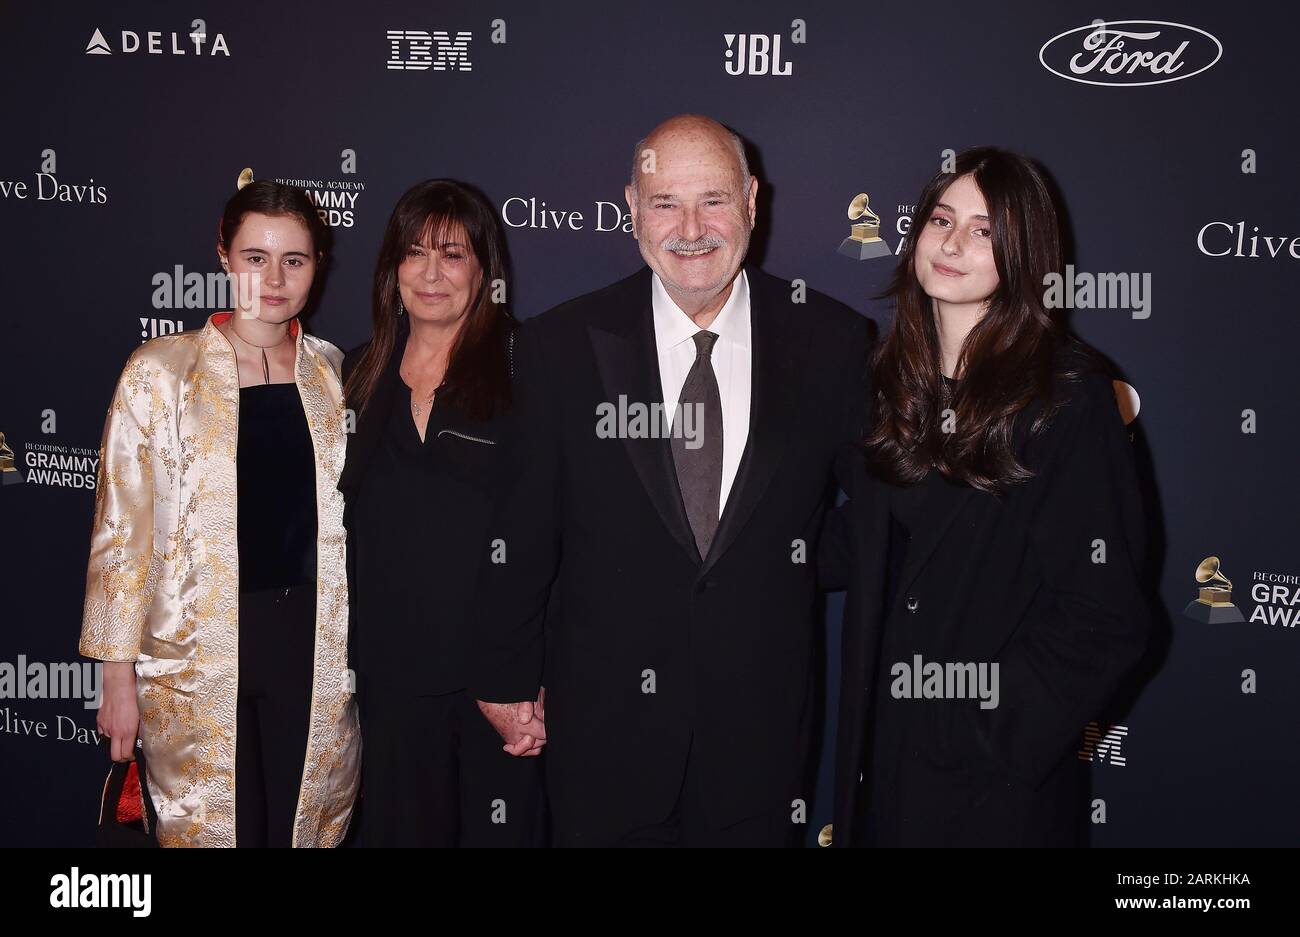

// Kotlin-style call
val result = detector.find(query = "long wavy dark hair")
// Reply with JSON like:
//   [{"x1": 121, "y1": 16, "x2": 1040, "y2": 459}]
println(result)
[
  {"x1": 864, "y1": 147, "x2": 1097, "y2": 494},
  {"x1": 345, "y1": 179, "x2": 515, "y2": 421}
]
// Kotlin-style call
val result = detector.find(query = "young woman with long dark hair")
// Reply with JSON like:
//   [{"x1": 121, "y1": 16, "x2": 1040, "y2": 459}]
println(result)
[{"x1": 826, "y1": 148, "x2": 1150, "y2": 847}]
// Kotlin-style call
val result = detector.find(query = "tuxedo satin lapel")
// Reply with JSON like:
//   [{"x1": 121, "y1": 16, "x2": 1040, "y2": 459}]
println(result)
[
  {"x1": 893, "y1": 483, "x2": 976, "y2": 599},
  {"x1": 700, "y1": 270, "x2": 800, "y2": 576},
  {"x1": 588, "y1": 288, "x2": 700, "y2": 567}
]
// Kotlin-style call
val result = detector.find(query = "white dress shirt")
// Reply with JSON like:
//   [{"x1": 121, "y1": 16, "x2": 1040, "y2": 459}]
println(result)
[{"x1": 652, "y1": 268, "x2": 752, "y2": 512}]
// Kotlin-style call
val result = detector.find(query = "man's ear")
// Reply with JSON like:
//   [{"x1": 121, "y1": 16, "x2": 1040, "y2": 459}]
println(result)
[{"x1": 746, "y1": 176, "x2": 758, "y2": 229}]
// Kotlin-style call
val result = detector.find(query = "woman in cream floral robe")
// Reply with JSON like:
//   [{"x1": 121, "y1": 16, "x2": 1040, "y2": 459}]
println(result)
[{"x1": 79, "y1": 309, "x2": 360, "y2": 847}]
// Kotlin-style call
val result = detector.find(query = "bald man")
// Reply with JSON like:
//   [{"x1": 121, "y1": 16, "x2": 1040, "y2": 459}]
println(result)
[{"x1": 473, "y1": 115, "x2": 869, "y2": 846}]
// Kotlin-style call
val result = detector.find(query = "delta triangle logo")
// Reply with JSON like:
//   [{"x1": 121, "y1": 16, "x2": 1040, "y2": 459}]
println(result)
[{"x1": 85, "y1": 28, "x2": 111, "y2": 54}]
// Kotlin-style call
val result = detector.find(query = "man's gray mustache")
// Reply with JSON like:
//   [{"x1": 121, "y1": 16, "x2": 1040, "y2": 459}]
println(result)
[{"x1": 661, "y1": 235, "x2": 725, "y2": 252}]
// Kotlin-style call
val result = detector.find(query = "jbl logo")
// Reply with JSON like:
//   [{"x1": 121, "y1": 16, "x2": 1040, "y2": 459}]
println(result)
[
  {"x1": 724, "y1": 34, "x2": 793, "y2": 76},
  {"x1": 386, "y1": 30, "x2": 472, "y2": 72},
  {"x1": 1077, "y1": 722, "x2": 1128, "y2": 767}
]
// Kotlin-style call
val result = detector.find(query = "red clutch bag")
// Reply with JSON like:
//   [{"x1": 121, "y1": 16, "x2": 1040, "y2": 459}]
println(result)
[{"x1": 96, "y1": 750, "x2": 158, "y2": 848}]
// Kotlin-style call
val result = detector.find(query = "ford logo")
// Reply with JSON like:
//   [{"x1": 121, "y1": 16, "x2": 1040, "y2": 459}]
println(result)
[{"x1": 1039, "y1": 20, "x2": 1222, "y2": 87}]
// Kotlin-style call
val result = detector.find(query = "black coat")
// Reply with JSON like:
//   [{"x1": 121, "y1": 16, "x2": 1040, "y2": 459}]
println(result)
[
  {"x1": 471, "y1": 265, "x2": 869, "y2": 837},
  {"x1": 824, "y1": 366, "x2": 1151, "y2": 847},
  {"x1": 338, "y1": 317, "x2": 517, "y2": 695}
]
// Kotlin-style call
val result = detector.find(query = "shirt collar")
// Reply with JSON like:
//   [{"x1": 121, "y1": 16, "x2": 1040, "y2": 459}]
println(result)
[{"x1": 651, "y1": 268, "x2": 750, "y2": 352}]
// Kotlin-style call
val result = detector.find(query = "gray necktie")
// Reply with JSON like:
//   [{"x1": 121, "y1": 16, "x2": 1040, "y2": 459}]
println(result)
[{"x1": 671, "y1": 330, "x2": 723, "y2": 560}]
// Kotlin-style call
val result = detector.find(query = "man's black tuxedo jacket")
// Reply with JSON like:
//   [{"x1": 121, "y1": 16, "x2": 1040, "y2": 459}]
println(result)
[{"x1": 471, "y1": 264, "x2": 869, "y2": 837}]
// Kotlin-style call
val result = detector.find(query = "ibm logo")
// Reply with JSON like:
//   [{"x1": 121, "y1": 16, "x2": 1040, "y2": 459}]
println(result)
[
  {"x1": 1077, "y1": 722, "x2": 1128, "y2": 767},
  {"x1": 723, "y1": 33, "x2": 793, "y2": 76},
  {"x1": 386, "y1": 30, "x2": 472, "y2": 72}
]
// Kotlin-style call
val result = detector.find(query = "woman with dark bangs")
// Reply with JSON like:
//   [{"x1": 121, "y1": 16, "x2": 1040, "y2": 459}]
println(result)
[
  {"x1": 339, "y1": 180, "x2": 541, "y2": 846},
  {"x1": 825, "y1": 148, "x2": 1150, "y2": 847}
]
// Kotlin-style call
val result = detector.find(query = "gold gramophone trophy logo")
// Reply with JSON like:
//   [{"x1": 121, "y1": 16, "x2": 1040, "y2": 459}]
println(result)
[
  {"x1": 0, "y1": 432, "x2": 23, "y2": 486},
  {"x1": 837, "y1": 192, "x2": 893, "y2": 260},
  {"x1": 1182, "y1": 556, "x2": 1245, "y2": 623}
]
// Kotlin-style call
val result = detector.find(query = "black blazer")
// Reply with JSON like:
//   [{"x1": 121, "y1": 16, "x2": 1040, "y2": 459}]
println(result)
[
  {"x1": 471, "y1": 265, "x2": 869, "y2": 837},
  {"x1": 824, "y1": 365, "x2": 1150, "y2": 847},
  {"x1": 338, "y1": 317, "x2": 517, "y2": 694}
]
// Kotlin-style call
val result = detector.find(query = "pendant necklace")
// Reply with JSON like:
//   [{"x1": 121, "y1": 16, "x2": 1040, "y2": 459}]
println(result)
[
  {"x1": 231, "y1": 323, "x2": 291, "y2": 384},
  {"x1": 412, "y1": 391, "x2": 436, "y2": 418}
]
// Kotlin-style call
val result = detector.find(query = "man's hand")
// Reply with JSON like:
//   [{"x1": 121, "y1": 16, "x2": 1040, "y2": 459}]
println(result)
[
  {"x1": 98, "y1": 660, "x2": 140, "y2": 763},
  {"x1": 477, "y1": 692, "x2": 547, "y2": 757}
]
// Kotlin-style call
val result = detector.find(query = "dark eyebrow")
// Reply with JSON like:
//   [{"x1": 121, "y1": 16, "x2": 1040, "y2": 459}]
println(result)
[
  {"x1": 239, "y1": 247, "x2": 311, "y2": 256},
  {"x1": 934, "y1": 202, "x2": 989, "y2": 221}
]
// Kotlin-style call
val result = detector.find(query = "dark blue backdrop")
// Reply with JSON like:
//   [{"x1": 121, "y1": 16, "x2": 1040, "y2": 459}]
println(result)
[{"x1": 1, "y1": 1, "x2": 1297, "y2": 846}]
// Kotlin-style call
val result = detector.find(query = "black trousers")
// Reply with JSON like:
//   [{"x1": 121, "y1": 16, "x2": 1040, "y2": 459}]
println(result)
[
  {"x1": 356, "y1": 686, "x2": 543, "y2": 847},
  {"x1": 235, "y1": 583, "x2": 315, "y2": 848},
  {"x1": 555, "y1": 734, "x2": 796, "y2": 848}
]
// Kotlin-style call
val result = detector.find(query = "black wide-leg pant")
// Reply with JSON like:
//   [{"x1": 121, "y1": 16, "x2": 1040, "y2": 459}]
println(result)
[
  {"x1": 356, "y1": 686, "x2": 543, "y2": 847},
  {"x1": 235, "y1": 583, "x2": 315, "y2": 848}
]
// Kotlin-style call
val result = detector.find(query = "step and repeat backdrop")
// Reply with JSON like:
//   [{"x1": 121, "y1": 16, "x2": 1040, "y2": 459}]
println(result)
[{"x1": 1, "y1": 1, "x2": 1295, "y2": 846}]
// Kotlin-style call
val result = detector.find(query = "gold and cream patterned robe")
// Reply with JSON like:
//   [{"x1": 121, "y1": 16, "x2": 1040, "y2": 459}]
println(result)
[{"x1": 79, "y1": 311, "x2": 360, "y2": 847}]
